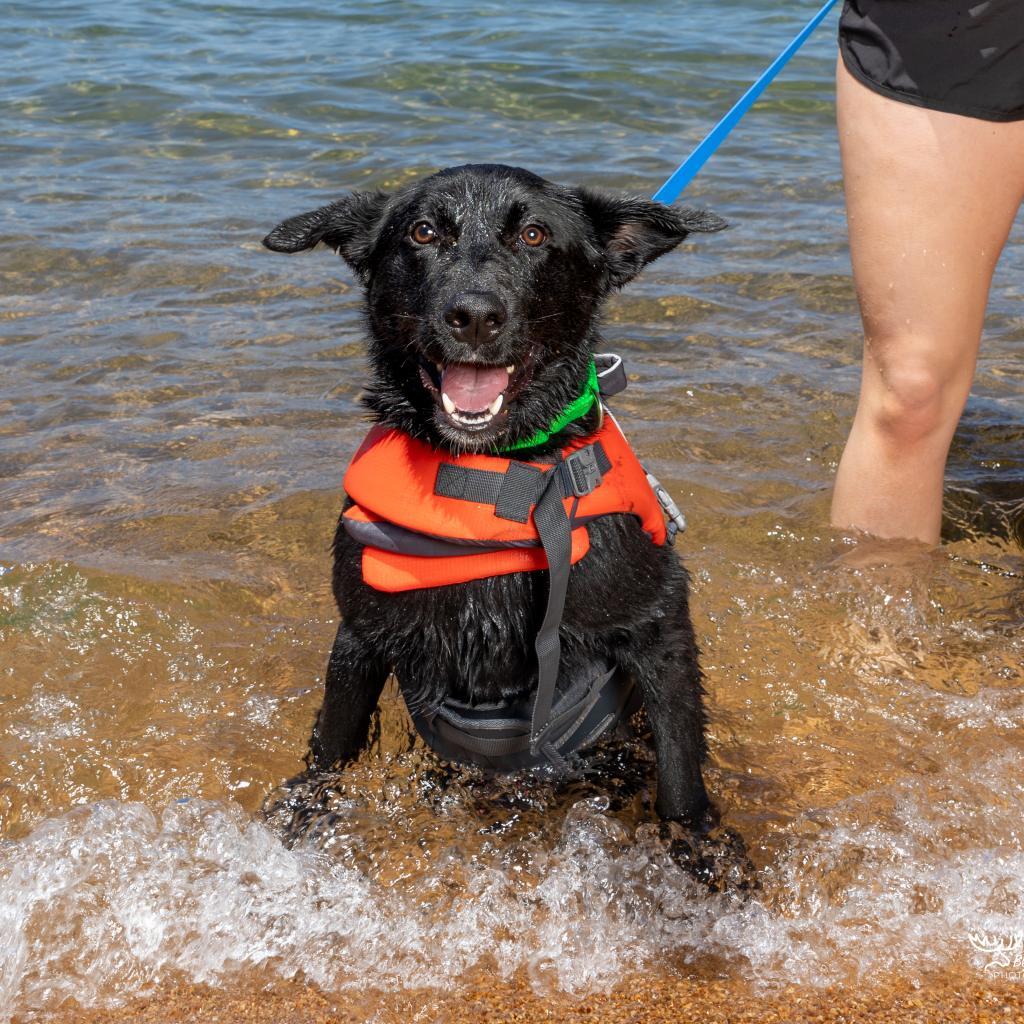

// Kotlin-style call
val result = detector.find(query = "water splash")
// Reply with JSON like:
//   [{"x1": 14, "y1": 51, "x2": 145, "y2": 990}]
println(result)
[{"x1": 3, "y1": 718, "x2": 1024, "y2": 1022}]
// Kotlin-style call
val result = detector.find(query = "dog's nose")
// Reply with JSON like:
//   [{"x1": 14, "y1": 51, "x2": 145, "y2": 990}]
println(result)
[{"x1": 443, "y1": 292, "x2": 508, "y2": 346}]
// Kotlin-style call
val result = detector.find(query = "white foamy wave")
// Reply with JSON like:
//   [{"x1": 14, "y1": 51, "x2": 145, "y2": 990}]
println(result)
[
  {"x1": 2, "y1": 758, "x2": 1023, "y2": 1022},
  {"x1": 0, "y1": 797, "x2": 682, "y2": 1020}
]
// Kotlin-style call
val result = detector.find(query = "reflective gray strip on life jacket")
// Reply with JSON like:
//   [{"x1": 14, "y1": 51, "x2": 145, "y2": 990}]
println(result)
[{"x1": 343, "y1": 517, "x2": 541, "y2": 557}]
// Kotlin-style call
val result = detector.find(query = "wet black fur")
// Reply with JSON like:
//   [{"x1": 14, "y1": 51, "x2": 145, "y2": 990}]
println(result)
[{"x1": 264, "y1": 164, "x2": 726, "y2": 827}]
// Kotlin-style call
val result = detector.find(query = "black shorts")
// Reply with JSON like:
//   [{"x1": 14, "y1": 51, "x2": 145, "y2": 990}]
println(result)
[{"x1": 839, "y1": 0, "x2": 1024, "y2": 122}]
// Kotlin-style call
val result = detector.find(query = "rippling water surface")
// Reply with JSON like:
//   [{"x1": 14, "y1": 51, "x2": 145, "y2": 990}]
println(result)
[{"x1": 2, "y1": 1, "x2": 1023, "y2": 1019}]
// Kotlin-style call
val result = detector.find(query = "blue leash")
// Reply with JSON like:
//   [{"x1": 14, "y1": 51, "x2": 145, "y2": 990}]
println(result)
[{"x1": 652, "y1": 0, "x2": 840, "y2": 204}]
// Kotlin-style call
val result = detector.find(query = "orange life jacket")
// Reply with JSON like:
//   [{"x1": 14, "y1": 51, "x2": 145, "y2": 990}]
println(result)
[
  {"x1": 342, "y1": 414, "x2": 667, "y2": 592},
  {"x1": 338, "y1": 358, "x2": 685, "y2": 772}
]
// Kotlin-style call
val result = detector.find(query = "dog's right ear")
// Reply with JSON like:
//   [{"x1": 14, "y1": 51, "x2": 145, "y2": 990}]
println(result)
[{"x1": 262, "y1": 191, "x2": 389, "y2": 279}]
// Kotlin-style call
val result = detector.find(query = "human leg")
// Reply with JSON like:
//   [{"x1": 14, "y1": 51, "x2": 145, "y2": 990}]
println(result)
[{"x1": 831, "y1": 60, "x2": 1024, "y2": 544}]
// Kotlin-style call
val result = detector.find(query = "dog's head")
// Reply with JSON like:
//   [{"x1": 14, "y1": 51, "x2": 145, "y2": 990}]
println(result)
[{"x1": 264, "y1": 164, "x2": 724, "y2": 451}]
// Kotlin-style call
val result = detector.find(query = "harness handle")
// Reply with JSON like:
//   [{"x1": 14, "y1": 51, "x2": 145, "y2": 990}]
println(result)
[{"x1": 594, "y1": 352, "x2": 627, "y2": 399}]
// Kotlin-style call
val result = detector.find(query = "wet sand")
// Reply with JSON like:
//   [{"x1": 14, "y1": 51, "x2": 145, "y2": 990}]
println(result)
[{"x1": 36, "y1": 970, "x2": 1024, "y2": 1024}]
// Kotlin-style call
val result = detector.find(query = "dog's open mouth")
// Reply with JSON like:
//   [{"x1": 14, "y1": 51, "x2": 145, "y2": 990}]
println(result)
[{"x1": 418, "y1": 358, "x2": 532, "y2": 432}]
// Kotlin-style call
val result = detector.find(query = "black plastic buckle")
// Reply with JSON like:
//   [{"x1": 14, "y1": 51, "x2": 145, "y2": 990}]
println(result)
[{"x1": 564, "y1": 446, "x2": 603, "y2": 497}]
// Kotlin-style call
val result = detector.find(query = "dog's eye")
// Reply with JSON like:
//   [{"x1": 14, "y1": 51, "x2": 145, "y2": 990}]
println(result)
[
  {"x1": 411, "y1": 221, "x2": 437, "y2": 245},
  {"x1": 519, "y1": 225, "x2": 547, "y2": 247}
]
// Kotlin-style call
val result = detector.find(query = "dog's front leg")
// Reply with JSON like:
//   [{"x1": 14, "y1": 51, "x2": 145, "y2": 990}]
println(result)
[
  {"x1": 628, "y1": 636, "x2": 712, "y2": 829},
  {"x1": 309, "y1": 621, "x2": 386, "y2": 770}
]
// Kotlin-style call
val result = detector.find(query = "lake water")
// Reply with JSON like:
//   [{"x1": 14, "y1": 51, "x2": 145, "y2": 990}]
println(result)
[{"x1": 2, "y1": 0, "x2": 1023, "y2": 1019}]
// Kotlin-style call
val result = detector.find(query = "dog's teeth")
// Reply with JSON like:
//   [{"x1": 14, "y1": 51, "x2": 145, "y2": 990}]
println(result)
[
  {"x1": 441, "y1": 392, "x2": 456, "y2": 415},
  {"x1": 506, "y1": 365, "x2": 515, "y2": 374},
  {"x1": 487, "y1": 394, "x2": 503, "y2": 416},
  {"x1": 451, "y1": 408, "x2": 495, "y2": 428}
]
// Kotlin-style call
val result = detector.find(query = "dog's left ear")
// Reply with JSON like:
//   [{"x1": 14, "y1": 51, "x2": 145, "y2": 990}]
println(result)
[
  {"x1": 262, "y1": 191, "x2": 390, "y2": 280},
  {"x1": 575, "y1": 189, "x2": 727, "y2": 288}
]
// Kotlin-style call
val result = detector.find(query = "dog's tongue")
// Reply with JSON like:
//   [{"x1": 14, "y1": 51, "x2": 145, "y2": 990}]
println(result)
[{"x1": 440, "y1": 363, "x2": 509, "y2": 412}]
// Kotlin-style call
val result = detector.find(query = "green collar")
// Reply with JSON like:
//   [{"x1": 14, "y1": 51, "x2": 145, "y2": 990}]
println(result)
[{"x1": 498, "y1": 358, "x2": 599, "y2": 453}]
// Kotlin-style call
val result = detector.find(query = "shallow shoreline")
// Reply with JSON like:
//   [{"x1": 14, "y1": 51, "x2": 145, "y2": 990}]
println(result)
[{"x1": 30, "y1": 968, "x2": 1024, "y2": 1024}]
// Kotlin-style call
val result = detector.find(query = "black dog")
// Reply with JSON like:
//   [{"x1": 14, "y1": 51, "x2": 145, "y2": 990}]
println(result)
[{"x1": 264, "y1": 164, "x2": 725, "y2": 830}]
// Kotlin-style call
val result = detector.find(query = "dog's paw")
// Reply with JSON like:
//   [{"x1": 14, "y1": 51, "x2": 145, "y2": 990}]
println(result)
[
  {"x1": 641, "y1": 818, "x2": 758, "y2": 895},
  {"x1": 260, "y1": 768, "x2": 354, "y2": 847}
]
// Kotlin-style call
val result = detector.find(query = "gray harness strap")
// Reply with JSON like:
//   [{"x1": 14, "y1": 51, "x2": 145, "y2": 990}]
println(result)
[{"x1": 528, "y1": 464, "x2": 577, "y2": 757}]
